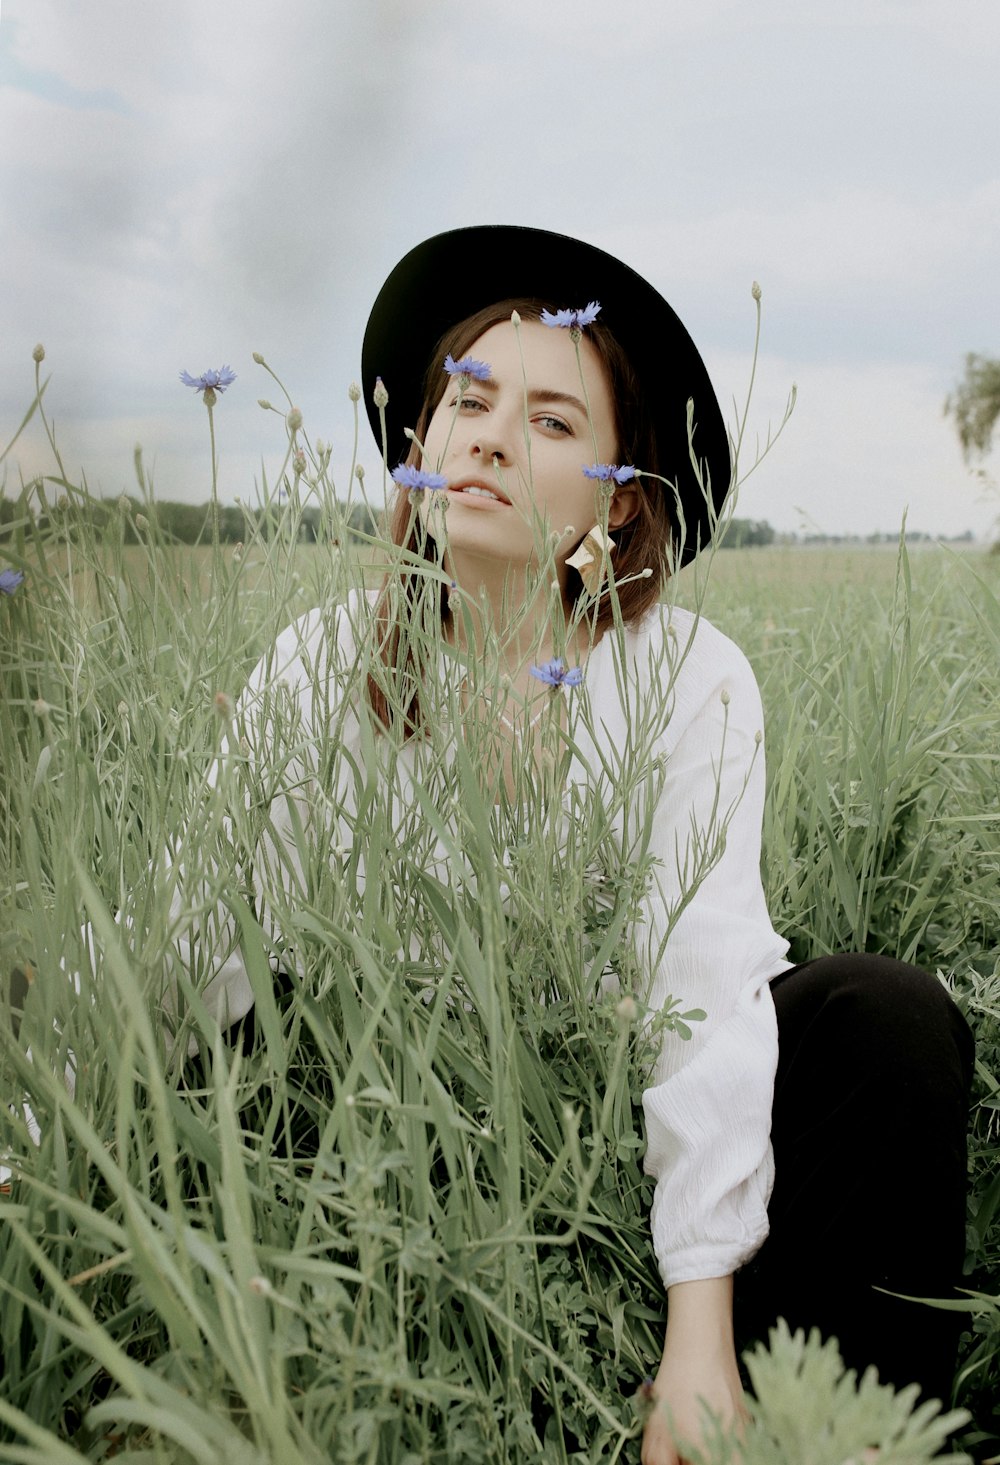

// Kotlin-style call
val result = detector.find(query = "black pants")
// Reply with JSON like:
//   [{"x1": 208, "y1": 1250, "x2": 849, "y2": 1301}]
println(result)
[{"x1": 734, "y1": 953, "x2": 975, "y2": 1405}]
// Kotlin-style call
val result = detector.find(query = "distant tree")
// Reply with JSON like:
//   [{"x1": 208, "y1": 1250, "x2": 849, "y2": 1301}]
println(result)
[
  {"x1": 945, "y1": 353, "x2": 1000, "y2": 462},
  {"x1": 723, "y1": 517, "x2": 775, "y2": 548},
  {"x1": 300, "y1": 508, "x2": 321, "y2": 543},
  {"x1": 0, "y1": 497, "x2": 22, "y2": 539},
  {"x1": 218, "y1": 505, "x2": 247, "y2": 543},
  {"x1": 347, "y1": 502, "x2": 380, "y2": 537}
]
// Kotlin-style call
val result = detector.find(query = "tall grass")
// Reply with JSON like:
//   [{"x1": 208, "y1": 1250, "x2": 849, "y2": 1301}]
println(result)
[{"x1": 0, "y1": 377, "x2": 997, "y2": 1461}]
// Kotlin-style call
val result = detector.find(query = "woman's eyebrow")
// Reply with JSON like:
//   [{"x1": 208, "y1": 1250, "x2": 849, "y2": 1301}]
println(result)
[
  {"x1": 525, "y1": 387, "x2": 589, "y2": 415},
  {"x1": 467, "y1": 378, "x2": 589, "y2": 416}
]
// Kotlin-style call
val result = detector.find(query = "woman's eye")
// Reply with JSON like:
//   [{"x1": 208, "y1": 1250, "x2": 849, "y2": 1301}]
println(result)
[
  {"x1": 451, "y1": 396, "x2": 486, "y2": 412},
  {"x1": 535, "y1": 414, "x2": 571, "y2": 434}
]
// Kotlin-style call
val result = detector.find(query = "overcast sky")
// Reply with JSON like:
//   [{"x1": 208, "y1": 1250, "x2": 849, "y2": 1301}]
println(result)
[{"x1": 2, "y1": 0, "x2": 998, "y2": 538}]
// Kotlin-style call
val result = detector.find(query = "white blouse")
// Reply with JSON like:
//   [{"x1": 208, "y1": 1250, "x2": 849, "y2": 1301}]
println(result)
[{"x1": 163, "y1": 587, "x2": 790, "y2": 1289}]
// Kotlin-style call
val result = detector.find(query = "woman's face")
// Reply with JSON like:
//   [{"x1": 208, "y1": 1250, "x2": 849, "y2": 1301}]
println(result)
[{"x1": 417, "y1": 317, "x2": 636, "y2": 576}]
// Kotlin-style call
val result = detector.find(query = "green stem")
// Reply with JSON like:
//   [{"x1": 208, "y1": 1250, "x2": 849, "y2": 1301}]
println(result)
[{"x1": 207, "y1": 399, "x2": 220, "y2": 550}]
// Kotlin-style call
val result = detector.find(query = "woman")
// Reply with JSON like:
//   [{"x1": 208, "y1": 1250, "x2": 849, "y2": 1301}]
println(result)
[{"x1": 354, "y1": 226, "x2": 973, "y2": 1463}]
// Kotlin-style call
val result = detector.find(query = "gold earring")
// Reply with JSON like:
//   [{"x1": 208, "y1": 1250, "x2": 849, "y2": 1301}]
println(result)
[{"x1": 567, "y1": 525, "x2": 616, "y2": 594}]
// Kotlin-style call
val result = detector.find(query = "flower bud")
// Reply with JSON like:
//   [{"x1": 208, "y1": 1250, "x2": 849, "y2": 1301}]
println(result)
[
  {"x1": 252, "y1": 352, "x2": 265, "y2": 365},
  {"x1": 32, "y1": 343, "x2": 45, "y2": 363},
  {"x1": 348, "y1": 381, "x2": 362, "y2": 402},
  {"x1": 32, "y1": 698, "x2": 51, "y2": 718},
  {"x1": 616, "y1": 995, "x2": 638, "y2": 1023},
  {"x1": 118, "y1": 495, "x2": 131, "y2": 514},
  {"x1": 292, "y1": 449, "x2": 306, "y2": 477},
  {"x1": 57, "y1": 494, "x2": 69, "y2": 512},
  {"x1": 248, "y1": 1275, "x2": 273, "y2": 1298},
  {"x1": 134, "y1": 513, "x2": 149, "y2": 531},
  {"x1": 214, "y1": 691, "x2": 234, "y2": 721},
  {"x1": 355, "y1": 463, "x2": 365, "y2": 481},
  {"x1": 286, "y1": 406, "x2": 303, "y2": 433},
  {"x1": 751, "y1": 281, "x2": 762, "y2": 302},
  {"x1": 373, "y1": 377, "x2": 389, "y2": 409},
  {"x1": 511, "y1": 310, "x2": 521, "y2": 327},
  {"x1": 258, "y1": 398, "x2": 272, "y2": 411},
  {"x1": 720, "y1": 688, "x2": 731, "y2": 706}
]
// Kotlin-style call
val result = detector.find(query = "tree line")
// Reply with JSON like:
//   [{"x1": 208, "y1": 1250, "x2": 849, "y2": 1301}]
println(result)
[{"x1": 0, "y1": 496, "x2": 380, "y2": 546}]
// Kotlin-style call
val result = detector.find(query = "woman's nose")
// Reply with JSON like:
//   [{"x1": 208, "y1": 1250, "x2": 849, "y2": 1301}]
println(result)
[
  {"x1": 466, "y1": 407, "x2": 518, "y2": 466},
  {"x1": 470, "y1": 438, "x2": 506, "y2": 465}
]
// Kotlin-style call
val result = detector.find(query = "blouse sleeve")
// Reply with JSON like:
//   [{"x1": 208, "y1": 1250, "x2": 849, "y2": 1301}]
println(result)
[{"x1": 634, "y1": 614, "x2": 786, "y2": 1289}]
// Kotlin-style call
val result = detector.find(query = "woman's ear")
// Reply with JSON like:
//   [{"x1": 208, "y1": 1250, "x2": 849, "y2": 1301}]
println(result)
[{"x1": 607, "y1": 485, "x2": 640, "y2": 530}]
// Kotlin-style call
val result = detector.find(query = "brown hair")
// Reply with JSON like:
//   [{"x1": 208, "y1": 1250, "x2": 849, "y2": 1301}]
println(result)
[{"x1": 365, "y1": 298, "x2": 673, "y2": 737}]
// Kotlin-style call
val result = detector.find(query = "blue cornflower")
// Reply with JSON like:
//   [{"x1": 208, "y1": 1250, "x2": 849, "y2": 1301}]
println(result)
[
  {"x1": 540, "y1": 302, "x2": 601, "y2": 330},
  {"x1": 444, "y1": 353, "x2": 491, "y2": 381},
  {"x1": 0, "y1": 568, "x2": 25, "y2": 596},
  {"x1": 582, "y1": 463, "x2": 637, "y2": 485},
  {"x1": 391, "y1": 464, "x2": 449, "y2": 491},
  {"x1": 529, "y1": 658, "x2": 584, "y2": 689},
  {"x1": 179, "y1": 366, "x2": 237, "y2": 394}
]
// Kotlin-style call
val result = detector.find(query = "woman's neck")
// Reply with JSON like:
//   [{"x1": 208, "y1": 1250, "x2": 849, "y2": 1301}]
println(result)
[{"x1": 441, "y1": 554, "x2": 586, "y2": 675}]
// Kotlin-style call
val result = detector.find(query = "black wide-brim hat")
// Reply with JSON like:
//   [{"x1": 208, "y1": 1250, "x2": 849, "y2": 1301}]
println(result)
[{"x1": 361, "y1": 224, "x2": 731, "y2": 565}]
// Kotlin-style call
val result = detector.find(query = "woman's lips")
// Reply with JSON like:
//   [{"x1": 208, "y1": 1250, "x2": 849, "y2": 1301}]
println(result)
[{"x1": 447, "y1": 480, "x2": 510, "y2": 506}]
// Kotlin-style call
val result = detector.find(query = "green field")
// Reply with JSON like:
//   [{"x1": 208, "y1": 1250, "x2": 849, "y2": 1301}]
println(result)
[{"x1": 1, "y1": 509, "x2": 998, "y2": 1462}]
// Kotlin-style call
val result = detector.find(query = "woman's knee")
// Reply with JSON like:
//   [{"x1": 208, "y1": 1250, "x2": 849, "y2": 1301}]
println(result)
[{"x1": 771, "y1": 951, "x2": 974, "y2": 1094}]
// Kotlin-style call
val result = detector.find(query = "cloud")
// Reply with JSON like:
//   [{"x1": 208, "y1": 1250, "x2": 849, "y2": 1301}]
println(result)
[
  {"x1": 588, "y1": 180, "x2": 1000, "y2": 378},
  {"x1": 492, "y1": 0, "x2": 1000, "y2": 57},
  {"x1": 612, "y1": 184, "x2": 1000, "y2": 298},
  {"x1": 2, "y1": 0, "x2": 996, "y2": 543},
  {"x1": 0, "y1": 1, "x2": 418, "y2": 445}
]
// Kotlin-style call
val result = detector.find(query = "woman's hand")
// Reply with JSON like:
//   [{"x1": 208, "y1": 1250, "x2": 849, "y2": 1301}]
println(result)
[{"x1": 641, "y1": 1276, "x2": 747, "y2": 1465}]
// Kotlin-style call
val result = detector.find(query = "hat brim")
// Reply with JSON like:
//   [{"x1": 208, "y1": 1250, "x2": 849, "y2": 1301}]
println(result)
[{"x1": 361, "y1": 224, "x2": 731, "y2": 565}]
